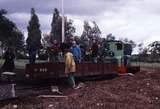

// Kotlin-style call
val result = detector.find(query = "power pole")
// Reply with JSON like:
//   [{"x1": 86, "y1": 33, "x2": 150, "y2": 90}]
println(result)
[{"x1": 61, "y1": 0, "x2": 65, "y2": 43}]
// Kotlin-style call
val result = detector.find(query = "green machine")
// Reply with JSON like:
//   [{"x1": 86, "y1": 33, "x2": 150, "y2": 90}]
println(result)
[{"x1": 103, "y1": 40, "x2": 124, "y2": 66}]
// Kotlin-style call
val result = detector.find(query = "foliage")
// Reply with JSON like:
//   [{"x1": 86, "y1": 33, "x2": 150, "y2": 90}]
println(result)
[
  {"x1": 74, "y1": 36, "x2": 82, "y2": 45},
  {"x1": 135, "y1": 41, "x2": 160, "y2": 62},
  {"x1": 121, "y1": 38, "x2": 136, "y2": 48},
  {"x1": 81, "y1": 21, "x2": 92, "y2": 40},
  {"x1": 0, "y1": 9, "x2": 25, "y2": 52},
  {"x1": 0, "y1": 9, "x2": 7, "y2": 15},
  {"x1": 80, "y1": 21, "x2": 101, "y2": 49},
  {"x1": 50, "y1": 8, "x2": 61, "y2": 42},
  {"x1": 138, "y1": 41, "x2": 160, "y2": 56},
  {"x1": 42, "y1": 34, "x2": 52, "y2": 48},
  {"x1": 81, "y1": 21, "x2": 101, "y2": 41},
  {"x1": 138, "y1": 43, "x2": 143, "y2": 53},
  {"x1": 148, "y1": 41, "x2": 160, "y2": 56},
  {"x1": 91, "y1": 21, "x2": 101, "y2": 40},
  {"x1": 50, "y1": 8, "x2": 75, "y2": 43},
  {"x1": 106, "y1": 33, "x2": 115, "y2": 41},
  {"x1": 80, "y1": 21, "x2": 91, "y2": 49},
  {"x1": 65, "y1": 18, "x2": 75, "y2": 42},
  {"x1": 26, "y1": 8, "x2": 41, "y2": 50}
]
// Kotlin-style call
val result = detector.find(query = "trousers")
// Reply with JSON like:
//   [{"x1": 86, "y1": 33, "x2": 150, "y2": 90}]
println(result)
[{"x1": 68, "y1": 73, "x2": 76, "y2": 88}]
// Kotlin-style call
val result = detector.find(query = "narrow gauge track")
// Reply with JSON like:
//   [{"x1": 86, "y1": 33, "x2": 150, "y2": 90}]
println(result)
[
  {"x1": 0, "y1": 70, "x2": 120, "y2": 101},
  {"x1": 0, "y1": 62, "x2": 140, "y2": 101}
]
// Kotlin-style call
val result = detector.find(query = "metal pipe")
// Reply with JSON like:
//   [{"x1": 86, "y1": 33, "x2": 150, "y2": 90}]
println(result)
[{"x1": 61, "y1": 0, "x2": 64, "y2": 43}]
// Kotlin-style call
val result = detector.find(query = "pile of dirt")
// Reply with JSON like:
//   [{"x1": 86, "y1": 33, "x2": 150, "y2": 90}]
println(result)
[{"x1": 0, "y1": 69, "x2": 160, "y2": 109}]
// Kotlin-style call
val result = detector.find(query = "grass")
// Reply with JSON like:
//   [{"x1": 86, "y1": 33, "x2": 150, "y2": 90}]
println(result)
[
  {"x1": 131, "y1": 62, "x2": 160, "y2": 69},
  {"x1": 0, "y1": 59, "x2": 47, "y2": 69}
]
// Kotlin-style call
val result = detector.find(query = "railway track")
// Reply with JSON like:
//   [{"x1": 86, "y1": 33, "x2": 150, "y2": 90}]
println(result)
[
  {"x1": 0, "y1": 63, "x2": 139, "y2": 101},
  {"x1": 0, "y1": 70, "x2": 120, "y2": 101}
]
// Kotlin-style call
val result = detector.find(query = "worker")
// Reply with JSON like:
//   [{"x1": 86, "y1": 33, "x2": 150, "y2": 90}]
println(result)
[
  {"x1": 28, "y1": 43, "x2": 37, "y2": 64},
  {"x1": 91, "y1": 39, "x2": 99, "y2": 63},
  {"x1": 71, "y1": 41, "x2": 81, "y2": 63},
  {"x1": 64, "y1": 44, "x2": 78, "y2": 89},
  {"x1": 50, "y1": 40, "x2": 61, "y2": 63}
]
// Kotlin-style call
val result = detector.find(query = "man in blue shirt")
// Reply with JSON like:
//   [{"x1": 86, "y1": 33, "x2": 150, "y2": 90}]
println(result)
[{"x1": 71, "y1": 41, "x2": 81, "y2": 63}]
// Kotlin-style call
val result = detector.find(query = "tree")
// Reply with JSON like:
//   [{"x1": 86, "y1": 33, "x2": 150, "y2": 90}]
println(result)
[
  {"x1": 0, "y1": 9, "x2": 7, "y2": 15},
  {"x1": 137, "y1": 43, "x2": 146, "y2": 61},
  {"x1": 80, "y1": 21, "x2": 92, "y2": 49},
  {"x1": 138, "y1": 43, "x2": 144, "y2": 54},
  {"x1": 42, "y1": 34, "x2": 52, "y2": 48},
  {"x1": 81, "y1": 21, "x2": 101, "y2": 41},
  {"x1": 141, "y1": 48, "x2": 148, "y2": 56},
  {"x1": 121, "y1": 38, "x2": 136, "y2": 48},
  {"x1": 74, "y1": 36, "x2": 82, "y2": 45},
  {"x1": 50, "y1": 8, "x2": 75, "y2": 43},
  {"x1": 64, "y1": 18, "x2": 75, "y2": 42},
  {"x1": 81, "y1": 21, "x2": 102, "y2": 49},
  {"x1": 106, "y1": 33, "x2": 115, "y2": 41},
  {"x1": 148, "y1": 41, "x2": 160, "y2": 56},
  {"x1": 0, "y1": 9, "x2": 16, "y2": 45},
  {"x1": 12, "y1": 30, "x2": 25, "y2": 51},
  {"x1": 81, "y1": 21, "x2": 92, "y2": 40},
  {"x1": 91, "y1": 21, "x2": 101, "y2": 40},
  {"x1": 50, "y1": 8, "x2": 61, "y2": 42},
  {"x1": 26, "y1": 8, "x2": 41, "y2": 50},
  {"x1": 0, "y1": 9, "x2": 25, "y2": 53}
]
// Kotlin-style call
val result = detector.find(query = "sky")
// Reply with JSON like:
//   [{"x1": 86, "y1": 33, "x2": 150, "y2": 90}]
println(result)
[{"x1": 0, "y1": 0, "x2": 160, "y2": 53}]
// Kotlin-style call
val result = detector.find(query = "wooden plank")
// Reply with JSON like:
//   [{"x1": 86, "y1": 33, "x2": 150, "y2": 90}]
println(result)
[{"x1": 38, "y1": 95, "x2": 67, "y2": 98}]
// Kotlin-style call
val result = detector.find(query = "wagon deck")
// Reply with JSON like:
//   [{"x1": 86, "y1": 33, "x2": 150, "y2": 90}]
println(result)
[{"x1": 25, "y1": 62, "x2": 140, "y2": 79}]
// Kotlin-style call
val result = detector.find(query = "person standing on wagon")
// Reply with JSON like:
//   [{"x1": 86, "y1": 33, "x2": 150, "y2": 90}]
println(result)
[
  {"x1": 91, "y1": 39, "x2": 99, "y2": 63},
  {"x1": 50, "y1": 40, "x2": 61, "y2": 63},
  {"x1": 27, "y1": 44, "x2": 37, "y2": 64},
  {"x1": 71, "y1": 41, "x2": 81, "y2": 63},
  {"x1": 64, "y1": 45, "x2": 78, "y2": 89}
]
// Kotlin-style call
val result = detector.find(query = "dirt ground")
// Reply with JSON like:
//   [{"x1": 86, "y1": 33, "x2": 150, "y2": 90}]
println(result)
[{"x1": 0, "y1": 69, "x2": 160, "y2": 109}]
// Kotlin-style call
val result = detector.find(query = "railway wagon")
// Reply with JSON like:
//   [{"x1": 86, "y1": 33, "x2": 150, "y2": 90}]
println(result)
[
  {"x1": 25, "y1": 40, "x2": 140, "y2": 79},
  {"x1": 26, "y1": 63, "x2": 114, "y2": 79},
  {"x1": 25, "y1": 62, "x2": 140, "y2": 79}
]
